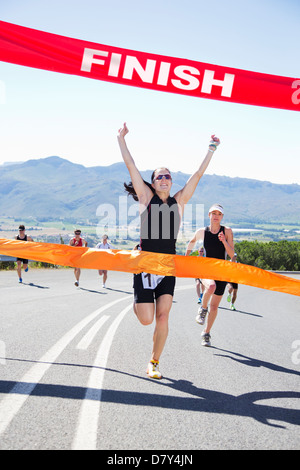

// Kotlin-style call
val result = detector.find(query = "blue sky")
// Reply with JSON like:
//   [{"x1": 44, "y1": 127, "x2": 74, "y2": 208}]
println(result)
[{"x1": 0, "y1": 0, "x2": 299, "y2": 184}]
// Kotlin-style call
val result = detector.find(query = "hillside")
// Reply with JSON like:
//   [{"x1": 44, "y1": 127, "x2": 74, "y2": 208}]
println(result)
[{"x1": 0, "y1": 156, "x2": 300, "y2": 224}]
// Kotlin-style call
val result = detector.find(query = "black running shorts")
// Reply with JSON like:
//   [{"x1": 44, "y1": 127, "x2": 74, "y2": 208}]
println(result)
[
  {"x1": 133, "y1": 273, "x2": 176, "y2": 303},
  {"x1": 214, "y1": 280, "x2": 227, "y2": 296},
  {"x1": 228, "y1": 282, "x2": 238, "y2": 290},
  {"x1": 16, "y1": 258, "x2": 28, "y2": 264}
]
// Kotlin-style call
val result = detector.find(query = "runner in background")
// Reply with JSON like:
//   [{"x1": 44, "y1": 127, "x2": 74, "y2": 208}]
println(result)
[
  {"x1": 195, "y1": 247, "x2": 205, "y2": 304},
  {"x1": 69, "y1": 229, "x2": 87, "y2": 287},
  {"x1": 15, "y1": 224, "x2": 34, "y2": 283},
  {"x1": 118, "y1": 122, "x2": 220, "y2": 378},
  {"x1": 95, "y1": 234, "x2": 113, "y2": 288},
  {"x1": 186, "y1": 204, "x2": 234, "y2": 347},
  {"x1": 227, "y1": 253, "x2": 239, "y2": 310}
]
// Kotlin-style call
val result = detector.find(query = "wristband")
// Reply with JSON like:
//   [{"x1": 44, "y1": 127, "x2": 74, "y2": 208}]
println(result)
[{"x1": 208, "y1": 143, "x2": 217, "y2": 151}]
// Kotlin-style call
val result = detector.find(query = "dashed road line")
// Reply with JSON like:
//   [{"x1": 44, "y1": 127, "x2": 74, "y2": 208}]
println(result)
[
  {"x1": 72, "y1": 303, "x2": 133, "y2": 450},
  {"x1": 0, "y1": 296, "x2": 130, "y2": 437},
  {"x1": 76, "y1": 315, "x2": 110, "y2": 350}
]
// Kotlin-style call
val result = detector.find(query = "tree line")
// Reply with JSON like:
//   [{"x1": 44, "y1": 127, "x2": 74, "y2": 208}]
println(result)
[{"x1": 234, "y1": 240, "x2": 300, "y2": 271}]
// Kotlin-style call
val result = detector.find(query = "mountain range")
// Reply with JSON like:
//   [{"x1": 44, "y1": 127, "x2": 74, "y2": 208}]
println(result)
[{"x1": 0, "y1": 156, "x2": 299, "y2": 225}]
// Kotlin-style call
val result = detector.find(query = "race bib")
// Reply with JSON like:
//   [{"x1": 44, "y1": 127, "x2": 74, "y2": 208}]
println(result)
[{"x1": 141, "y1": 273, "x2": 165, "y2": 290}]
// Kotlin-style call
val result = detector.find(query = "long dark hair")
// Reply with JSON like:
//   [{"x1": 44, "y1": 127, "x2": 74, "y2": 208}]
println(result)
[
  {"x1": 124, "y1": 180, "x2": 155, "y2": 201},
  {"x1": 124, "y1": 168, "x2": 171, "y2": 201}
]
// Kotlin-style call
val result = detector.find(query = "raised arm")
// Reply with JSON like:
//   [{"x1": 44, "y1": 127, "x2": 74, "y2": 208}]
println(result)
[
  {"x1": 185, "y1": 228, "x2": 204, "y2": 256},
  {"x1": 117, "y1": 123, "x2": 153, "y2": 206},
  {"x1": 174, "y1": 135, "x2": 220, "y2": 209}
]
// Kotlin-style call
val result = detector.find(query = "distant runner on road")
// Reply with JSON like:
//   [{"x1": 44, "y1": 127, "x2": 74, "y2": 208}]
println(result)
[
  {"x1": 15, "y1": 224, "x2": 34, "y2": 283},
  {"x1": 227, "y1": 253, "x2": 239, "y2": 310},
  {"x1": 69, "y1": 229, "x2": 87, "y2": 287},
  {"x1": 95, "y1": 234, "x2": 113, "y2": 288}
]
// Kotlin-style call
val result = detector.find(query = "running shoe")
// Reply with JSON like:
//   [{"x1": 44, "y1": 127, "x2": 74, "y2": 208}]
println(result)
[
  {"x1": 146, "y1": 360, "x2": 162, "y2": 379},
  {"x1": 197, "y1": 293, "x2": 203, "y2": 304},
  {"x1": 24, "y1": 267, "x2": 28, "y2": 272},
  {"x1": 74, "y1": 281, "x2": 79, "y2": 287},
  {"x1": 201, "y1": 332, "x2": 211, "y2": 347},
  {"x1": 230, "y1": 304, "x2": 236, "y2": 311},
  {"x1": 102, "y1": 283, "x2": 106, "y2": 288},
  {"x1": 227, "y1": 294, "x2": 231, "y2": 302},
  {"x1": 195, "y1": 307, "x2": 208, "y2": 325},
  {"x1": 19, "y1": 277, "x2": 22, "y2": 283}
]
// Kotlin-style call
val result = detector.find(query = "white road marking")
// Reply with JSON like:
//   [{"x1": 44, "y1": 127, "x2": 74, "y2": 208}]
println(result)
[
  {"x1": 0, "y1": 296, "x2": 130, "y2": 436},
  {"x1": 72, "y1": 303, "x2": 133, "y2": 450},
  {"x1": 76, "y1": 315, "x2": 110, "y2": 350}
]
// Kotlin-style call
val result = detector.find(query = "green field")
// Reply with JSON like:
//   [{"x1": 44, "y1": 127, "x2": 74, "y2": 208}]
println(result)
[
  {"x1": 1, "y1": 216, "x2": 299, "y2": 255},
  {"x1": 1, "y1": 217, "x2": 299, "y2": 271}
]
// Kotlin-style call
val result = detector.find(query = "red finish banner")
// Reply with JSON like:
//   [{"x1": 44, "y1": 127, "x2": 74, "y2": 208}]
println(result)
[
  {"x1": 0, "y1": 238, "x2": 299, "y2": 297},
  {"x1": 0, "y1": 20, "x2": 300, "y2": 111}
]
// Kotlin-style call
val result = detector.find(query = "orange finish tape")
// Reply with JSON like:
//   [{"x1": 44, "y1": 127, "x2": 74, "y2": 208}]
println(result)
[{"x1": 0, "y1": 238, "x2": 299, "y2": 296}]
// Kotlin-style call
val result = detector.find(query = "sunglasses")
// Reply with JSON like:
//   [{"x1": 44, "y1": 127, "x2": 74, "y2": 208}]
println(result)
[{"x1": 154, "y1": 174, "x2": 172, "y2": 181}]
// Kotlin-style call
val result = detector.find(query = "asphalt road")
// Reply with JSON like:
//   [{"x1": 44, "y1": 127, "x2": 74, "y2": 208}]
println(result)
[{"x1": 0, "y1": 268, "x2": 299, "y2": 451}]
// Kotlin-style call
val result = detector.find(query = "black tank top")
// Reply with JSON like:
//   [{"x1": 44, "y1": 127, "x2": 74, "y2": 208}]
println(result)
[
  {"x1": 203, "y1": 226, "x2": 226, "y2": 260},
  {"x1": 140, "y1": 194, "x2": 180, "y2": 254},
  {"x1": 17, "y1": 234, "x2": 27, "y2": 241}
]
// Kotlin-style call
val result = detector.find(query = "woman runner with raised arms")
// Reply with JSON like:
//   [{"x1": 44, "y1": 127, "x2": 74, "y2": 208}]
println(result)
[{"x1": 118, "y1": 123, "x2": 220, "y2": 378}]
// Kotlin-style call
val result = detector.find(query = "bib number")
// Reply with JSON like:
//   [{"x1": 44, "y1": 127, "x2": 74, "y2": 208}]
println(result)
[{"x1": 141, "y1": 273, "x2": 164, "y2": 290}]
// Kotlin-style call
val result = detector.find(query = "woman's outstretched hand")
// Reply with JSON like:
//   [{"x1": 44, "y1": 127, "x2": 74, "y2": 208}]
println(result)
[
  {"x1": 209, "y1": 135, "x2": 220, "y2": 151},
  {"x1": 118, "y1": 122, "x2": 129, "y2": 139}
]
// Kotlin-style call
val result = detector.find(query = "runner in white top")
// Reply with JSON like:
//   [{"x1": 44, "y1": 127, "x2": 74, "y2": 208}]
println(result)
[{"x1": 95, "y1": 234, "x2": 113, "y2": 287}]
